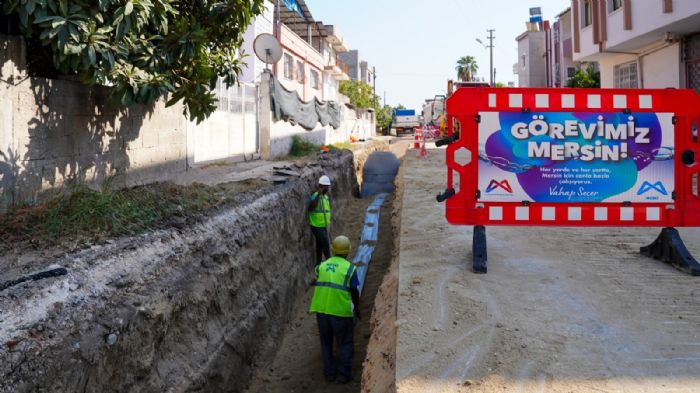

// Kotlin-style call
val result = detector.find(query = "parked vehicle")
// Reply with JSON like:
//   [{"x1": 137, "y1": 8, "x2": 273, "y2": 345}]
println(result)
[{"x1": 391, "y1": 109, "x2": 420, "y2": 136}]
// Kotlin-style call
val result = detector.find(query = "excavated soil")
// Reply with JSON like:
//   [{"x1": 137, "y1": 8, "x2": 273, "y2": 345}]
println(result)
[
  {"x1": 244, "y1": 193, "x2": 394, "y2": 393},
  {"x1": 360, "y1": 151, "x2": 406, "y2": 393},
  {"x1": 0, "y1": 150, "x2": 366, "y2": 393},
  {"x1": 245, "y1": 139, "x2": 411, "y2": 393}
]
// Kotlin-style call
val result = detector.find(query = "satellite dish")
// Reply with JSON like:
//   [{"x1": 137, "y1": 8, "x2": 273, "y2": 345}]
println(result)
[{"x1": 254, "y1": 33, "x2": 283, "y2": 70}]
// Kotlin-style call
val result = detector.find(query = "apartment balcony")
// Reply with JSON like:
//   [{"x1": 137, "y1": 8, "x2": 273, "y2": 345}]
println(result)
[
  {"x1": 324, "y1": 57, "x2": 350, "y2": 80},
  {"x1": 324, "y1": 24, "x2": 348, "y2": 53},
  {"x1": 573, "y1": 1, "x2": 700, "y2": 61}
]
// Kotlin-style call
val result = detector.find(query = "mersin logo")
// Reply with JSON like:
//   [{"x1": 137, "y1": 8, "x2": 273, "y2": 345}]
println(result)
[
  {"x1": 637, "y1": 181, "x2": 668, "y2": 196},
  {"x1": 486, "y1": 180, "x2": 513, "y2": 193}
]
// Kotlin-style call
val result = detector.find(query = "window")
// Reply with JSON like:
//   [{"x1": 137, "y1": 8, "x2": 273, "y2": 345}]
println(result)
[
  {"x1": 521, "y1": 54, "x2": 526, "y2": 69},
  {"x1": 567, "y1": 67, "x2": 576, "y2": 78},
  {"x1": 296, "y1": 60, "x2": 305, "y2": 83},
  {"x1": 310, "y1": 69, "x2": 320, "y2": 90},
  {"x1": 609, "y1": 0, "x2": 623, "y2": 12},
  {"x1": 614, "y1": 61, "x2": 639, "y2": 88},
  {"x1": 284, "y1": 53, "x2": 294, "y2": 80},
  {"x1": 583, "y1": 0, "x2": 593, "y2": 27}
]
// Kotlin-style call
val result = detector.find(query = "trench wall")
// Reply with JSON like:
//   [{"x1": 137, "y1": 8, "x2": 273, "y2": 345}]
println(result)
[{"x1": 0, "y1": 149, "x2": 374, "y2": 392}]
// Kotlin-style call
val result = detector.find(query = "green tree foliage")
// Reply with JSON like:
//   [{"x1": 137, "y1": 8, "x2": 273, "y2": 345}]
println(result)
[
  {"x1": 455, "y1": 55, "x2": 478, "y2": 82},
  {"x1": 339, "y1": 79, "x2": 393, "y2": 132},
  {"x1": 567, "y1": 64, "x2": 601, "y2": 88},
  {"x1": 375, "y1": 105, "x2": 392, "y2": 131},
  {"x1": 3, "y1": 0, "x2": 265, "y2": 123},
  {"x1": 339, "y1": 79, "x2": 375, "y2": 108}
]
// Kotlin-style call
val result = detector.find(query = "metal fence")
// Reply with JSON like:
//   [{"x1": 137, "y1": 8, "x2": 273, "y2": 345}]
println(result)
[{"x1": 215, "y1": 79, "x2": 258, "y2": 115}]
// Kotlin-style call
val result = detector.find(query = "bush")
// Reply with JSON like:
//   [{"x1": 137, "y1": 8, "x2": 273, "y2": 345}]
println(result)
[
  {"x1": 0, "y1": 182, "x2": 225, "y2": 246},
  {"x1": 289, "y1": 135, "x2": 320, "y2": 157},
  {"x1": 567, "y1": 65, "x2": 601, "y2": 88}
]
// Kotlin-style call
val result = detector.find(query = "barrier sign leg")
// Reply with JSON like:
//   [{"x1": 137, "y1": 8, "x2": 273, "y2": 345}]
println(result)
[
  {"x1": 640, "y1": 228, "x2": 700, "y2": 276},
  {"x1": 473, "y1": 226, "x2": 487, "y2": 274}
]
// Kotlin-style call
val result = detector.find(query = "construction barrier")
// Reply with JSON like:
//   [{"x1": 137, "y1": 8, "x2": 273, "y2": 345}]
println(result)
[
  {"x1": 413, "y1": 127, "x2": 422, "y2": 149},
  {"x1": 414, "y1": 127, "x2": 427, "y2": 158},
  {"x1": 421, "y1": 125, "x2": 440, "y2": 140},
  {"x1": 442, "y1": 88, "x2": 700, "y2": 228}
]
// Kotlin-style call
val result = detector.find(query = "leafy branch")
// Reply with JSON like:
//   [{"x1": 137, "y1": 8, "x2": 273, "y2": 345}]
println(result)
[{"x1": 3, "y1": 0, "x2": 265, "y2": 123}]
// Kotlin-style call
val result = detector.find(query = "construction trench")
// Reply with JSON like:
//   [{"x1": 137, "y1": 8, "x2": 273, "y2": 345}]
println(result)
[
  {"x1": 0, "y1": 140, "x2": 409, "y2": 393},
  {"x1": 5, "y1": 137, "x2": 700, "y2": 393}
]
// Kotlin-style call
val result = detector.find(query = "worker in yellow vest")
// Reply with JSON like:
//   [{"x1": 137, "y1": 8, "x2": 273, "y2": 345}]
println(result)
[
  {"x1": 310, "y1": 235, "x2": 361, "y2": 384},
  {"x1": 308, "y1": 175, "x2": 332, "y2": 263}
]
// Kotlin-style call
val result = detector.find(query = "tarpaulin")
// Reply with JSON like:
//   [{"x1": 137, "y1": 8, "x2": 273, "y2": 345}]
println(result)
[
  {"x1": 270, "y1": 74, "x2": 342, "y2": 130},
  {"x1": 283, "y1": 0, "x2": 305, "y2": 19}
]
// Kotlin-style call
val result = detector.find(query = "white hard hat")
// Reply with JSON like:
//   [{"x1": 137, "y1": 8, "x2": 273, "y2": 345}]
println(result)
[{"x1": 319, "y1": 175, "x2": 331, "y2": 186}]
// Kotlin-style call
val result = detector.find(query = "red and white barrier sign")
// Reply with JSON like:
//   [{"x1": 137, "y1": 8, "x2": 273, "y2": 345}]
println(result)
[
  {"x1": 444, "y1": 87, "x2": 700, "y2": 227},
  {"x1": 421, "y1": 125, "x2": 440, "y2": 140}
]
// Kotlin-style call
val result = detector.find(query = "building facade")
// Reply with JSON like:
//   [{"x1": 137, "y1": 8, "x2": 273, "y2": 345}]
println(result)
[
  {"x1": 276, "y1": 23, "x2": 325, "y2": 102},
  {"x1": 360, "y1": 60, "x2": 375, "y2": 86},
  {"x1": 339, "y1": 50, "x2": 375, "y2": 85},
  {"x1": 272, "y1": 0, "x2": 353, "y2": 103},
  {"x1": 318, "y1": 25, "x2": 350, "y2": 102},
  {"x1": 571, "y1": 0, "x2": 700, "y2": 91},
  {"x1": 239, "y1": 0, "x2": 274, "y2": 84},
  {"x1": 516, "y1": 30, "x2": 547, "y2": 87},
  {"x1": 338, "y1": 50, "x2": 360, "y2": 81},
  {"x1": 549, "y1": 8, "x2": 579, "y2": 87}
]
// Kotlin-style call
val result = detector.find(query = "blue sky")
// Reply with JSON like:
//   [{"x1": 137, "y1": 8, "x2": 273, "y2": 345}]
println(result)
[{"x1": 305, "y1": 0, "x2": 571, "y2": 110}]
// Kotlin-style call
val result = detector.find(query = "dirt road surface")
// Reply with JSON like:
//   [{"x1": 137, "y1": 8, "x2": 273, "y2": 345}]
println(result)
[{"x1": 396, "y1": 148, "x2": 700, "y2": 393}]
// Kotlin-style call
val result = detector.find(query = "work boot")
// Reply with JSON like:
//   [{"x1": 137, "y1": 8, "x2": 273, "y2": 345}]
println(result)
[{"x1": 336, "y1": 375, "x2": 352, "y2": 384}]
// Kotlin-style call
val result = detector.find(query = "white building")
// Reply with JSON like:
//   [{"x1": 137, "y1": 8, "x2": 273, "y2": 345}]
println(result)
[
  {"x1": 239, "y1": 0, "x2": 274, "y2": 84},
  {"x1": 571, "y1": 0, "x2": 700, "y2": 90},
  {"x1": 316, "y1": 24, "x2": 350, "y2": 102}
]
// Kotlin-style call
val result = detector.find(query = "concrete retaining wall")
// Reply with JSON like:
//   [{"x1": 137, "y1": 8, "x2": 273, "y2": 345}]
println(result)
[
  {"x1": 0, "y1": 34, "x2": 188, "y2": 210},
  {"x1": 1, "y1": 34, "x2": 376, "y2": 210},
  {"x1": 259, "y1": 73, "x2": 376, "y2": 159}
]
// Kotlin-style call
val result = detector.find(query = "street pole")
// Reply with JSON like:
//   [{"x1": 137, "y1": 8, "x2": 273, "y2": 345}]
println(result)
[
  {"x1": 275, "y1": 0, "x2": 280, "y2": 37},
  {"x1": 487, "y1": 29, "x2": 495, "y2": 87},
  {"x1": 372, "y1": 66, "x2": 377, "y2": 109}
]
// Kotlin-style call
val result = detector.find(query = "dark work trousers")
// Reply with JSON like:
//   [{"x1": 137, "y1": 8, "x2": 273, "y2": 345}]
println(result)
[
  {"x1": 311, "y1": 226, "x2": 331, "y2": 263},
  {"x1": 316, "y1": 313, "x2": 354, "y2": 379}
]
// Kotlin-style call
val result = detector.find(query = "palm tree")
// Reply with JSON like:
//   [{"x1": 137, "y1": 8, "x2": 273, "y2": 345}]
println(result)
[{"x1": 455, "y1": 56, "x2": 479, "y2": 82}]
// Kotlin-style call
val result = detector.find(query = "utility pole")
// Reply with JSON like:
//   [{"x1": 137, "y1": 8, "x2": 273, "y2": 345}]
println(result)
[
  {"x1": 487, "y1": 29, "x2": 495, "y2": 87},
  {"x1": 372, "y1": 66, "x2": 377, "y2": 109},
  {"x1": 275, "y1": 0, "x2": 280, "y2": 38}
]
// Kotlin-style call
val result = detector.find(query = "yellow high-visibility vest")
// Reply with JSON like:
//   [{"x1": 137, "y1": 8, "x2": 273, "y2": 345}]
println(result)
[
  {"x1": 309, "y1": 192, "x2": 331, "y2": 228},
  {"x1": 310, "y1": 256, "x2": 356, "y2": 317}
]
